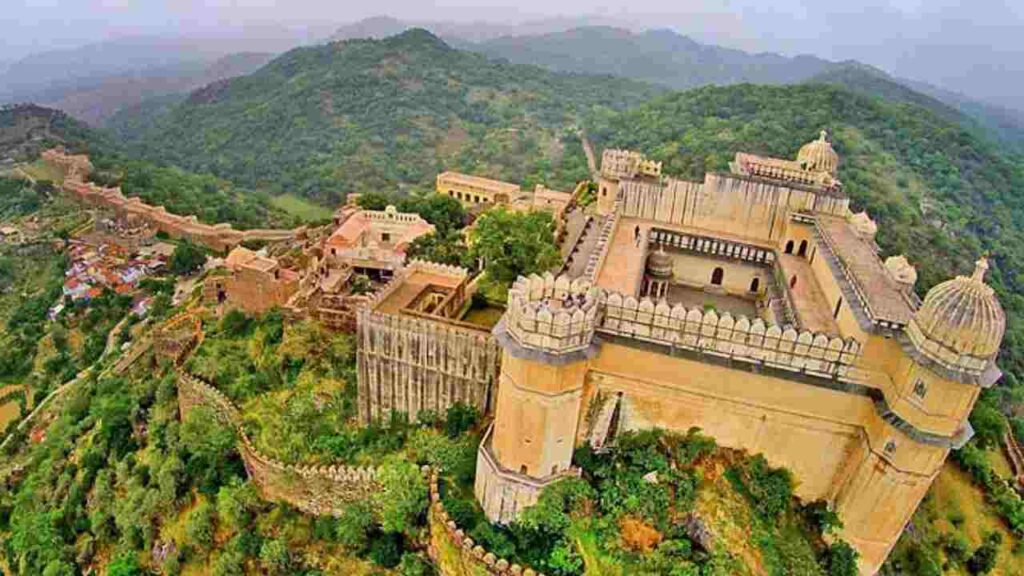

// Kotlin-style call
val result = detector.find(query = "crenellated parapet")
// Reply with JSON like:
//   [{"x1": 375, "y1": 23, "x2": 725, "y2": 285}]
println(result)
[
  {"x1": 407, "y1": 259, "x2": 471, "y2": 280},
  {"x1": 503, "y1": 273, "x2": 602, "y2": 357},
  {"x1": 177, "y1": 371, "x2": 382, "y2": 515},
  {"x1": 427, "y1": 467, "x2": 547, "y2": 576},
  {"x1": 600, "y1": 292, "x2": 862, "y2": 380}
]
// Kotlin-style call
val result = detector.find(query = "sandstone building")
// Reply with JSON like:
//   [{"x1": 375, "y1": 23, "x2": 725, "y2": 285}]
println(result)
[
  {"x1": 469, "y1": 135, "x2": 1004, "y2": 574},
  {"x1": 204, "y1": 247, "x2": 301, "y2": 314}
]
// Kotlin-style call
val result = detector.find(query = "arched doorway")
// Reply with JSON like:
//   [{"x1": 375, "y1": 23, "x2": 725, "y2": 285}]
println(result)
[
  {"x1": 785, "y1": 240, "x2": 794, "y2": 254},
  {"x1": 798, "y1": 240, "x2": 809, "y2": 257},
  {"x1": 790, "y1": 275, "x2": 798, "y2": 289},
  {"x1": 749, "y1": 277, "x2": 760, "y2": 293},
  {"x1": 711, "y1": 267, "x2": 724, "y2": 286}
]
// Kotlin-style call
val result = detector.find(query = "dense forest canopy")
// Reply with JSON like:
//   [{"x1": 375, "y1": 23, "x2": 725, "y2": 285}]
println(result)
[
  {"x1": 107, "y1": 29, "x2": 662, "y2": 205},
  {"x1": 585, "y1": 83, "x2": 1024, "y2": 380}
]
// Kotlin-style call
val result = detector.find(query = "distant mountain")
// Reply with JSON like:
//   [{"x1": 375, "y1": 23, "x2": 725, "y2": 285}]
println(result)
[
  {"x1": 804, "y1": 64, "x2": 1024, "y2": 148},
  {"x1": 459, "y1": 26, "x2": 1024, "y2": 148},
  {"x1": 34, "y1": 52, "x2": 275, "y2": 126},
  {"x1": 329, "y1": 15, "x2": 617, "y2": 45},
  {"x1": 468, "y1": 26, "x2": 836, "y2": 90},
  {"x1": 110, "y1": 29, "x2": 661, "y2": 204},
  {"x1": 0, "y1": 35, "x2": 296, "y2": 125}
]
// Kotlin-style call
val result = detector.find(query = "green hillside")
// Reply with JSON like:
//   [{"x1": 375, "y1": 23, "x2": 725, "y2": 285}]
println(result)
[{"x1": 109, "y1": 29, "x2": 662, "y2": 204}]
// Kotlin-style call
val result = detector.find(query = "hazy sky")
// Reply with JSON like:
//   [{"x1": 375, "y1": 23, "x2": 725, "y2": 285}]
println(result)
[{"x1": 3, "y1": 0, "x2": 1023, "y2": 108}]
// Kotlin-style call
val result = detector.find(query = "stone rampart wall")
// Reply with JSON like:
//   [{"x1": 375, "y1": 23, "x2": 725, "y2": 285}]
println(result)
[
  {"x1": 356, "y1": 309, "x2": 500, "y2": 423},
  {"x1": 427, "y1": 469, "x2": 547, "y2": 576},
  {"x1": 44, "y1": 149, "x2": 305, "y2": 252},
  {"x1": 502, "y1": 272, "x2": 863, "y2": 382},
  {"x1": 177, "y1": 372, "x2": 381, "y2": 515}
]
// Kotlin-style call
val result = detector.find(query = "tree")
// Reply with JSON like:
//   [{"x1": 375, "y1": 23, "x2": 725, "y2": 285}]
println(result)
[
  {"x1": 966, "y1": 531, "x2": 1002, "y2": 575},
  {"x1": 106, "y1": 553, "x2": 143, "y2": 576},
  {"x1": 336, "y1": 501, "x2": 376, "y2": 552},
  {"x1": 169, "y1": 240, "x2": 207, "y2": 276},
  {"x1": 823, "y1": 541, "x2": 859, "y2": 576},
  {"x1": 468, "y1": 208, "x2": 560, "y2": 286},
  {"x1": 969, "y1": 394, "x2": 1007, "y2": 449},
  {"x1": 373, "y1": 457, "x2": 428, "y2": 534},
  {"x1": 259, "y1": 538, "x2": 292, "y2": 575},
  {"x1": 217, "y1": 479, "x2": 261, "y2": 534},
  {"x1": 184, "y1": 499, "x2": 215, "y2": 553},
  {"x1": 444, "y1": 402, "x2": 480, "y2": 438}
]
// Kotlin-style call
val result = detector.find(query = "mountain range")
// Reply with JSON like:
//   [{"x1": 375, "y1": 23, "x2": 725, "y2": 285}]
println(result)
[{"x1": 106, "y1": 29, "x2": 660, "y2": 204}]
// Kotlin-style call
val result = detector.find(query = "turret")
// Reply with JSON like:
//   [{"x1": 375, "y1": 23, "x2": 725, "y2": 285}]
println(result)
[
  {"x1": 905, "y1": 257, "x2": 1004, "y2": 383},
  {"x1": 475, "y1": 273, "x2": 601, "y2": 523}
]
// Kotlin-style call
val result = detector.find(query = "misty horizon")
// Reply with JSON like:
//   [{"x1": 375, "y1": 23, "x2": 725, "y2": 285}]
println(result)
[{"x1": 3, "y1": 1, "x2": 1024, "y2": 112}]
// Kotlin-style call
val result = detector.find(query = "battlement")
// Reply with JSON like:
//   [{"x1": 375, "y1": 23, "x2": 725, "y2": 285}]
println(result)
[
  {"x1": 600, "y1": 292, "x2": 862, "y2": 380},
  {"x1": 600, "y1": 149, "x2": 662, "y2": 180},
  {"x1": 504, "y1": 273, "x2": 602, "y2": 356}
]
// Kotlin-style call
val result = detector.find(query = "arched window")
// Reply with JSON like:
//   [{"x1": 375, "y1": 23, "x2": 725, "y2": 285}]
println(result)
[
  {"x1": 551, "y1": 465, "x2": 559, "y2": 475},
  {"x1": 749, "y1": 277, "x2": 760, "y2": 293},
  {"x1": 711, "y1": 267, "x2": 724, "y2": 286},
  {"x1": 602, "y1": 187, "x2": 608, "y2": 197},
  {"x1": 790, "y1": 275, "x2": 798, "y2": 289},
  {"x1": 798, "y1": 240, "x2": 809, "y2": 257},
  {"x1": 519, "y1": 465, "x2": 528, "y2": 475},
  {"x1": 785, "y1": 240, "x2": 795, "y2": 254}
]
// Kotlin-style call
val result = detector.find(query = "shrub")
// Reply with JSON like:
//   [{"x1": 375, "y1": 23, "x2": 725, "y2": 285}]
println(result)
[
  {"x1": 823, "y1": 541, "x2": 859, "y2": 576},
  {"x1": 734, "y1": 455, "x2": 793, "y2": 521},
  {"x1": 444, "y1": 402, "x2": 480, "y2": 438},
  {"x1": 966, "y1": 532, "x2": 1002, "y2": 575}
]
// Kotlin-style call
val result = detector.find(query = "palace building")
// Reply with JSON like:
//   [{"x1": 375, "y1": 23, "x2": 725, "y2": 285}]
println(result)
[{"x1": 469, "y1": 133, "x2": 1004, "y2": 574}]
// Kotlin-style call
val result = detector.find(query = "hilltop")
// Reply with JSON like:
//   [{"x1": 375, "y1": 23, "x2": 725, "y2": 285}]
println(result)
[
  {"x1": 0, "y1": 104, "x2": 105, "y2": 165},
  {"x1": 109, "y1": 29, "x2": 662, "y2": 204},
  {"x1": 460, "y1": 26, "x2": 1024, "y2": 147}
]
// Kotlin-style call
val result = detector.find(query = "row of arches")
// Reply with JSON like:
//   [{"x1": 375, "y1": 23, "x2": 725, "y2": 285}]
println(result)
[
  {"x1": 708, "y1": 267, "x2": 761, "y2": 293},
  {"x1": 784, "y1": 239, "x2": 810, "y2": 257}
]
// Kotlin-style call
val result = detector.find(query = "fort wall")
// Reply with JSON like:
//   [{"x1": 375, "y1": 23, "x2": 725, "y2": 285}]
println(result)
[
  {"x1": 617, "y1": 172, "x2": 849, "y2": 246},
  {"x1": 356, "y1": 308, "x2": 501, "y2": 423},
  {"x1": 177, "y1": 372, "x2": 381, "y2": 515},
  {"x1": 42, "y1": 149, "x2": 305, "y2": 253},
  {"x1": 427, "y1": 468, "x2": 547, "y2": 576}
]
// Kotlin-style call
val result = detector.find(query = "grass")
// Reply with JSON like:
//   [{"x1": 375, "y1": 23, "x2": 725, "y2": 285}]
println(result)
[
  {"x1": 17, "y1": 159, "x2": 67, "y2": 184},
  {"x1": 928, "y1": 463, "x2": 1024, "y2": 575},
  {"x1": 459, "y1": 304, "x2": 505, "y2": 329},
  {"x1": 0, "y1": 385, "x2": 24, "y2": 429},
  {"x1": 269, "y1": 193, "x2": 334, "y2": 223}
]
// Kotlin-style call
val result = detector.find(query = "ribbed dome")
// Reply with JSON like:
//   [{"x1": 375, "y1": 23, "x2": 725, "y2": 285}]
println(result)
[
  {"x1": 646, "y1": 246, "x2": 673, "y2": 279},
  {"x1": 797, "y1": 130, "x2": 839, "y2": 176},
  {"x1": 910, "y1": 258, "x2": 1005, "y2": 364}
]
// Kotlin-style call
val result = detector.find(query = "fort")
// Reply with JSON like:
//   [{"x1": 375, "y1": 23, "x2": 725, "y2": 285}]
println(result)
[
  {"x1": 43, "y1": 132, "x2": 1002, "y2": 574},
  {"x1": 354, "y1": 133, "x2": 1000, "y2": 574}
]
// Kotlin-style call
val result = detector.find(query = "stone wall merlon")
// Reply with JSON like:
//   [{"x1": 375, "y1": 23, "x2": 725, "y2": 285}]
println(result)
[
  {"x1": 600, "y1": 292, "x2": 862, "y2": 378},
  {"x1": 428, "y1": 468, "x2": 547, "y2": 576},
  {"x1": 504, "y1": 272, "x2": 602, "y2": 355}
]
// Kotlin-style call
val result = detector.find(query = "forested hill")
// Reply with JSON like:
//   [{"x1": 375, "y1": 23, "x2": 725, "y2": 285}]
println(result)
[
  {"x1": 465, "y1": 26, "x2": 1024, "y2": 148},
  {"x1": 0, "y1": 104, "x2": 106, "y2": 164},
  {"x1": 586, "y1": 83, "x2": 1024, "y2": 379},
  {"x1": 803, "y1": 64, "x2": 1024, "y2": 148},
  {"x1": 109, "y1": 29, "x2": 662, "y2": 204}
]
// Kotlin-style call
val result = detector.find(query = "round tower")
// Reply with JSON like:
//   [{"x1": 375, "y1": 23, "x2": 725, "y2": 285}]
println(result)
[
  {"x1": 833, "y1": 257, "x2": 1005, "y2": 572},
  {"x1": 474, "y1": 273, "x2": 602, "y2": 523}
]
